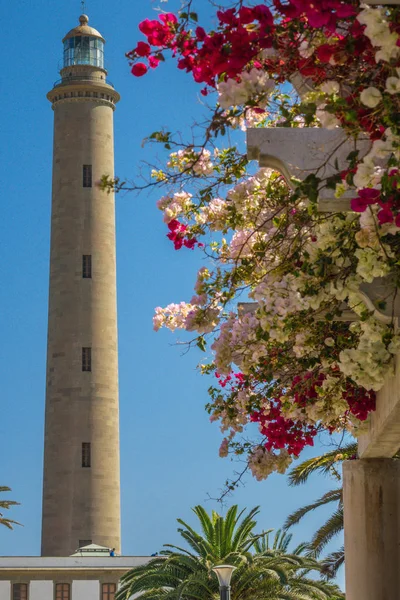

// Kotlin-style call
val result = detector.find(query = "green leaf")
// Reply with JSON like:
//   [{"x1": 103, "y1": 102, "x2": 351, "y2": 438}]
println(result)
[
  {"x1": 346, "y1": 149, "x2": 360, "y2": 163},
  {"x1": 197, "y1": 336, "x2": 206, "y2": 352},
  {"x1": 325, "y1": 174, "x2": 342, "y2": 190}
]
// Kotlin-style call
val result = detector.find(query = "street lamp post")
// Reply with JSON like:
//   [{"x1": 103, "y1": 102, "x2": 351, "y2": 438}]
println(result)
[{"x1": 212, "y1": 565, "x2": 236, "y2": 600}]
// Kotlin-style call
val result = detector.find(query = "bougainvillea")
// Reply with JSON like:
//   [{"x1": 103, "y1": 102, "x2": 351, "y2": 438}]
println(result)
[{"x1": 111, "y1": 1, "x2": 400, "y2": 479}]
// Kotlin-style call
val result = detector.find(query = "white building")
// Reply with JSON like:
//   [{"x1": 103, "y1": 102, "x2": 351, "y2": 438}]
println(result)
[{"x1": 0, "y1": 546, "x2": 150, "y2": 600}]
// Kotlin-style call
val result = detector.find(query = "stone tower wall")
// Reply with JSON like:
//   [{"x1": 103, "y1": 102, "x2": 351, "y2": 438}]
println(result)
[{"x1": 41, "y1": 92, "x2": 121, "y2": 557}]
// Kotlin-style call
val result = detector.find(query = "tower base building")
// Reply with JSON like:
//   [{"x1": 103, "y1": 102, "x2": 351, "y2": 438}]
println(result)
[{"x1": 0, "y1": 547, "x2": 151, "y2": 600}]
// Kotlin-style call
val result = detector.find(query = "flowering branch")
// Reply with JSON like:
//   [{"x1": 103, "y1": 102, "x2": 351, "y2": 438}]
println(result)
[{"x1": 128, "y1": 0, "x2": 400, "y2": 479}]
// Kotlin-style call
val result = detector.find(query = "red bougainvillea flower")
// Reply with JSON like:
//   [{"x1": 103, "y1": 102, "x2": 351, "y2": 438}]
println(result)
[
  {"x1": 351, "y1": 188, "x2": 381, "y2": 212},
  {"x1": 166, "y1": 219, "x2": 202, "y2": 250},
  {"x1": 274, "y1": 0, "x2": 356, "y2": 30},
  {"x1": 138, "y1": 19, "x2": 158, "y2": 36},
  {"x1": 148, "y1": 55, "x2": 160, "y2": 69},
  {"x1": 195, "y1": 26, "x2": 207, "y2": 41},
  {"x1": 135, "y1": 41, "x2": 151, "y2": 57},
  {"x1": 130, "y1": 3, "x2": 277, "y2": 87},
  {"x1": 131, "y1": 63, "x2": 148, "y2": 77},
  {"x1": 138, "y1": 18, "x2": 176, "y2": 47},
  {"x1": 159, "y1": 13, "x2": 178, "y2": 25},
  {"x1": 253, "y1": 4, "x2": 274, "y2": 25},
  {"x1": 377, "y1": 205, "x2": 394, "y2": 225},
  {"x1": 315, "y1": 44, "x2": 336, "y2": 64},
  {"x1": 344, "y1": 385, "x2": 376, "y2": 421},
  {"x1": 216, "y1": 8, "x2": 238, "y2": 26},
  {"x1": 251, "y1": 403, "x2": 317, "y2": 456}
]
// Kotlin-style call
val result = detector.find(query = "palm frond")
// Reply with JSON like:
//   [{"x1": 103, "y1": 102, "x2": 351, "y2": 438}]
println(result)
[
  {"x1": 321, "y1": 547, "x2": 345, "y2": 579},
  {"x1": 222, "y1": 506, "x2": 240, "y2": 556},
  {"x1": 309, "y1": 508, "x2": 344, "y2": 556},
  {"x1": 117, "y1": 504, "x2": 341, "y2": 600},
  {"x1": 284, "y1": 489, "x2": 342, "y2": 530},
  {"x1": 231, "y1": 506, "x2": 260, "y2": 551},
  {"x1": 287, "y1": 443, "x2": 357, "y2": 487},
  {"x1": 251, "y1": 529, "x2": 274, "y2": 554},
  {"x1": 0, "y1": 486, "x2": 21, "y2": 530},
  {"x1": 192, "y1": 505, "x2": 216, "y2": 544}
]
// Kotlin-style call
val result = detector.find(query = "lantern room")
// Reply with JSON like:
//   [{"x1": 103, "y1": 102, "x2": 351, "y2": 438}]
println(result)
[{"x1": 62, "y1": 15, "x2": 105, "y2": 69}]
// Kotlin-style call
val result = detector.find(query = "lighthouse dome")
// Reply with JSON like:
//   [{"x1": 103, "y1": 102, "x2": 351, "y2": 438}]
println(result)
[
  {"x1": 63, "y1": 15, "x2": 105, "y2": 43},
  {"x1": 62, "y1": 15, "x2": 105, "y2": 69}
]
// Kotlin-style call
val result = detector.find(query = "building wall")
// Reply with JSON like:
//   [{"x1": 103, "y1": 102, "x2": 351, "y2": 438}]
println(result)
[
  {"x1": 0, "y1": 557, "x2": 153, "y2": 599},
  {"x1": 30, "y1": 581, "x2": 53, "y2": 600},
  {"x1": 0, "y1": 579, "x2": 122, "y2": 600},
  {"x1": 0, "y1": 582, "x2": 10, "y2": 600},
  {"x1": 73, "y1": 580, "x2": 100, "y2": 599}
]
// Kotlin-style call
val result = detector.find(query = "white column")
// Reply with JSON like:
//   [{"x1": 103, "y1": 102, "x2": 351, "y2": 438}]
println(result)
[
  {"x1": 358, "y1": 351, "x2": 400, "y2": 458},
  {"x1": 343, "y1": 459, "x2": 400, "y2": 599}
]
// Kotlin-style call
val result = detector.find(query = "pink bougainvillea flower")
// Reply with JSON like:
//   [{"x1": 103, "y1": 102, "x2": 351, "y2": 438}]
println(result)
[
  {"x1": 315, "y1": 43, "x2": 336, "y2": 63},
  {"x1": 131, "y1": 63, "x2": 148, "y2": 77},
  {"x1": 253, "y1": 4, "x2": 273, "y2": 25},
  {"x1": 195, "y1": 26, "x2": 206, "y2": 42},
  {"x1": 159, "y1": 12, "x2": 178, "y2": 25},
  {"x1": 183, "y1": 238, "x2": 196, "y2": 249},
  {"x1": 351, "y1": 188, "x2": 380, "y2": 212},
  {"x1": 344, "y1": 385, "x2": 376, "y2": 421},
  {"x1": 377, "y1": 206, "x2": 394, "y2": 224},
  {"x1": 135, "y1": 41, "x2": 151, "y2": 57},
  {"x1": 166, "y1": 219, "x2": 201, "y2": 250},
  {"x1": 138, "y1": 17, "x2": 176, "y2": 47},
  {"x1": 238, "y1": 6, "x2": 256, "y2": 24},
  {"x1": 148, "y1": 55, "x2": 160, "y2": 69},
  {"x1": 138, "y1": 19, "x2": 157, "y2": 36},
  {"x1": 217, "y1": 8, "x2": 238, "y2": 26}
]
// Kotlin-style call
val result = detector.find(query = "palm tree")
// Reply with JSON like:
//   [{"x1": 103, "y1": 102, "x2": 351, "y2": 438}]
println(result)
[
  {"x1": 117, "y1": 505, "x2": 344, "y2": 600},
  {"x1": 284, "y1": 443, "x2": 357, "y2": 578},
  {"x1": 286, "y1": 443, "x2": 357, "y2": 487},
  {"x1": 0, "y1": 486, "x2": 20, "y2": 530}
]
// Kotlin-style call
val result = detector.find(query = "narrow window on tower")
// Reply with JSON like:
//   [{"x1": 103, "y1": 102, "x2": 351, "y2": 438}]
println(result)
[
  {"x1": 82, "y1": 443, "x2": 91, "y2": 468},
  {"x1": 12, "y1": 583, "x2": 28, "y2": 600},
  {"x1": 55, "y1": 583, "x2": 70, "y2": 600},
  {"x1": 82, "y1": 164, "x2": 92, "y2": 187},
  {"x1": 102, "y1": 583, "x2": 117, "y2": 600},
  {"x1": 82, "y1": 255, "x2": 92, "y2": 278},
  {"x1": 82, "y1": 347, "x2": 91, "y2": 372}
]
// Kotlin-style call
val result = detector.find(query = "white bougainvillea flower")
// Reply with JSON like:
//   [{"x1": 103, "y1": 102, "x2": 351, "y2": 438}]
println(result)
[
  {"x1": 386, "y1": 76, "x2": 400, "y2": 95},
  {"x1": 217, "y1": 68, "x2": 274, "y2": 109},
  {"x1": 360, "y1": 86, "x2": 382, "y2": 108},
  {"x1": 316, "y1": 104, "x2": 340, "y2": 129},
  {"x1": 320, "y1": 80, "x2": 340, "y2": 95}
]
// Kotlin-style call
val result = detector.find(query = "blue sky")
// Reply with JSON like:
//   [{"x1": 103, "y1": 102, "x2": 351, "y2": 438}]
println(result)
[{"x1": 0, "y1": 0, "x2": 343, "y2": 588}]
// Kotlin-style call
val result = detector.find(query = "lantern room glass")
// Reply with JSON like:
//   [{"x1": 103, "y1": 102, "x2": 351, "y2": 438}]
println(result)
[{"x1": 63, "y1": 36, "x2": 104, "y2": 68}]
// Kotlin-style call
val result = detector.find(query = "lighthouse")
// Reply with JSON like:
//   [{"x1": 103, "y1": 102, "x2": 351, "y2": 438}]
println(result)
[{"x1": 41, "y1": 14, "x2": 121, "y2": 557}]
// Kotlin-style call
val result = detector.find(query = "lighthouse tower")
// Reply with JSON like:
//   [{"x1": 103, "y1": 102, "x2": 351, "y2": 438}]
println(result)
[{"x1": 41, "y1": 15, "x2": 121, "y2": 557}]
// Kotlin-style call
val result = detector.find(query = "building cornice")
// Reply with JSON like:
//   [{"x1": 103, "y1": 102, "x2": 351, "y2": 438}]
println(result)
[
  {"x1": 0, "y1": 556, "x2": 152, "y2": 571},
  {"x1": 47, "y1": 79, "x2": 120, "y2": 109}
]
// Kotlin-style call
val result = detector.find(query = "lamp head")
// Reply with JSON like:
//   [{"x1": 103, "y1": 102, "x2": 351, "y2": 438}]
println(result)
[{"x1": 212, "y1": 565, "x2": 236, "y2": 588}]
